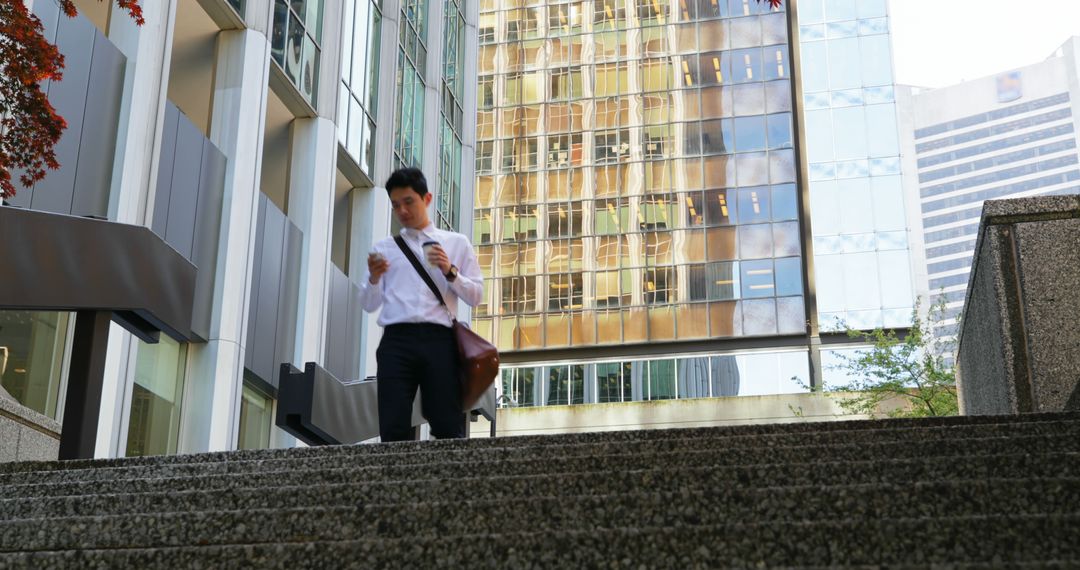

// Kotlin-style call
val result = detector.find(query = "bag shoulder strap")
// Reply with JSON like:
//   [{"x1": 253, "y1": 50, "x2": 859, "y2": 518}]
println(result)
[{"x1": 393, "y1": 235, "x2": 449, "y2": 309}]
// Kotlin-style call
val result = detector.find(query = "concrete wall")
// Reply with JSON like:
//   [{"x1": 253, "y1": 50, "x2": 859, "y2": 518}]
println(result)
[
  {"x1": 468, "y1": 392, "x2": 911, "y2": 438},
  {"x1": 244, "y1": 194, "x2": 303, "y2": 392},
  {"x1": 957, "y1": 196, "x2": 1080, "y2": 414},
  {"x1": 152, "y1": 101, "x2": 228, "y2": 341},
  {"x1": 324, "y1": 266, "x2": 365, "y2": 382},
  {"x1": 0, "y1": 395, "x2": 61, "y2": 463}
]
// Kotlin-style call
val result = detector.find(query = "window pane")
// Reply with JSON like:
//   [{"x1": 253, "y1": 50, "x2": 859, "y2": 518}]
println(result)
[
  {"x1": 734, "y1": 116, "x2": 766, "y2": 151},
  {"x1": 774, "y1": 257, "x2": 802, "y2": 297},
  {"x1": 648, "y1": 359, "x2": 675, "y2": 400},
  {"x1": 547, "y1": 365, "x2": 569, "y2": 405},
  {"x1": 125, "y1": 337, "x2": 186, "y2": 457},
  {"x1": 677, "y1": 357, "x2": 710, "y2": 399},
  {"x1": 833, "y1": 106, "x2": 868, "y2": 160},
  {"x1": 767, "y1": 113, "x2": 792, "y2": 149},
  {"x1": 596, "y1": 362, "x2": 625, "y2": 403},
  {"x1": 730, "y1": 48, "x2": 761, "y2": 83},
  {"x1": 0, "y1": 311, "x2": 71, "y2": 420},
  {"x1": 237, "y1": 383, "x2": 273, "y2": 449}
]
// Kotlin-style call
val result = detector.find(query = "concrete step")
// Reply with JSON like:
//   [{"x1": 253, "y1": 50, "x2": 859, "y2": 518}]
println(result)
[
  {"x1": 4, "y1": 442, "x2": 1075, "y2": 500},
  {"x1": 2, "y1": 450, "x2": 1077, "y2": 521},
  {"x1": 3, "y1": 425, "x2": 1079, "y2": 488},
  {"x1": 2, "y1": 478, "x2": 1076, "y2": 552},
  {"x1": 1, "y1": 514, "x2": 1077, "y2": 568},
  {"x1": 3, "y1": 411, "x2": 1076, "y2": 478}
]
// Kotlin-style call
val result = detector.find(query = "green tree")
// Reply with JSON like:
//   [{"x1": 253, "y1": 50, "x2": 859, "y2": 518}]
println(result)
[{"x1": 819, "y1": 298, "x2": 959, "y2": 418}]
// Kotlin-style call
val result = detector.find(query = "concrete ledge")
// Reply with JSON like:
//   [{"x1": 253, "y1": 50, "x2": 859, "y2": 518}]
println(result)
[
  {"x1": 470, "y1": 392, "x2": 910, "y2": 438},
  {"x1": 957, "y1": 196, "x2": 1080, "y2": 415},
  {"x1": 0, "y1": 397, "x2": 61, "y2": 463}
]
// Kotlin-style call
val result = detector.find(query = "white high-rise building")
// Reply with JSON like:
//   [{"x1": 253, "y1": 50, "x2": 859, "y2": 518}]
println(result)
[{"x1": 897, "y1": 37, "x2": 1080, "y2": 344}]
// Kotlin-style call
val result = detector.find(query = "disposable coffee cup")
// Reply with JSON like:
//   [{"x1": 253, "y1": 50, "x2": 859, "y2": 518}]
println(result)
[{"x1": 422, "y1": 240, "x2": 440, "y2": 267}]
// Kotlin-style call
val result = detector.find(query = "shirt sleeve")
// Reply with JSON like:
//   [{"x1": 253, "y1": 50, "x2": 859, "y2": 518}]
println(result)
[
  {"x1": 447, "y1": 236, "x2": 484, "y2": 308},
  {"x1": 358, "y1": 241, "x2": 386, "y2": 312},
  {"x1": 358, "y1": 278, "x2": 384, "y2": 312}
]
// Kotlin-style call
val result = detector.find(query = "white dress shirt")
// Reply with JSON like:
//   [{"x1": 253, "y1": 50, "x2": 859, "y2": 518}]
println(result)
[{"x1": 358, "y1": 223, "x2": 484, "y2": 327}]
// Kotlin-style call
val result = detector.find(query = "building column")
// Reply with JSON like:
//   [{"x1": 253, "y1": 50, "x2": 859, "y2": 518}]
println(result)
[
  {"x1": 286, "y1": 117, "x2": 336, "y2": 371},
  {"x1": 354, "y1": 0, "x2": 403, "y2": 379},
  {"x1": 93, "y1": 0, "x2": 178, "y2": 458},
  {"x1": 182, "y1": 29, "x2": 271, "y2": 453},
  {"x1": 349, "y1": 186, "x2": 393, "y2": 379},
  {"x1": 455, "y1": 0, "x2": 479, "y2": 321}
]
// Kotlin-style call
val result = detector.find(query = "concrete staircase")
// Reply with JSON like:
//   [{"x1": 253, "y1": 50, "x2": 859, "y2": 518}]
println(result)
[{"x1": 1, "y1": 412, "x2": 1079, "y2": 568}]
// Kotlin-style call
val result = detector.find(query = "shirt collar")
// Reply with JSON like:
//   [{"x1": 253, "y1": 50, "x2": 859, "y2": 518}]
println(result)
[{"x1": 401, "y1": 222, "x2": 435, "y2": 241}]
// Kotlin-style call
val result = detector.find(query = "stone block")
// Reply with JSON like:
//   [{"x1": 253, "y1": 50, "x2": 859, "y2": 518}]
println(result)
[
  {"x1": 15, "y1": 426, "x2": 60, "y2": 462},
  {"x1": 957, "y1": 195, "x2": 1080, "y2": 415},
  {"x1": 0, "y1": 394, "x2": 62, "y2": 463},
  {"x1": 0, "y1": 395, "x2": 62, "y2": 434},
  {"x1": 0, "y1": 418, "x2": 20, "y2": 463}
]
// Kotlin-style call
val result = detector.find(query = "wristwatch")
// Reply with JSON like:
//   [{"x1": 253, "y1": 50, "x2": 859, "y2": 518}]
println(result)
[{"x1": 445, "y1": 265, "x2": 459, "y2": 282}]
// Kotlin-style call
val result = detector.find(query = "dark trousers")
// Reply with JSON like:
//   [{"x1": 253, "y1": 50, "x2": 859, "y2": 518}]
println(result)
[{"x1": 376, "y1": 323, "x2": 465, "y2": 442}]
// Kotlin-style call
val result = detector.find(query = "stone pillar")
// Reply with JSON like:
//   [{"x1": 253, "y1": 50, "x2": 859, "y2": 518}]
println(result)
[
  {"x1": 183, "y1": 29, "x2": 272, "y2": 453},
  {"x1": 61, "y1": 311, "x2": 113, "y2": 459}
]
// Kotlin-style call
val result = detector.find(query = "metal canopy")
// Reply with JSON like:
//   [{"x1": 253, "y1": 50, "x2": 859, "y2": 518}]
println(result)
[{"x1": 0, "y1": 206, "x2": 197, "y2": 342}]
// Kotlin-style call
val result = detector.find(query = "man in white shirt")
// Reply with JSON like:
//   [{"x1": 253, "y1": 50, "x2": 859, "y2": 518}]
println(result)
[{"x1": 359, "y1": 168, "x2": 484, "y2": 441}]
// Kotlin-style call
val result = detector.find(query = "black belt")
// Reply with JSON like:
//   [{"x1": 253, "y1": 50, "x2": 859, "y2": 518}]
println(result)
[{"x1": 384, "y1": 322, "x2": 453, "y2": 337}]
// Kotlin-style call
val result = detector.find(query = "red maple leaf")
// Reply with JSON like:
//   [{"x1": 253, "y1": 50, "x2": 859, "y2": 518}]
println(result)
[
  {"x1": 0, "y1": 0, "x2": 142, "y2": 200},
  {"x1": 760, "y1": 0, "x2": 783, "y2": 7}
]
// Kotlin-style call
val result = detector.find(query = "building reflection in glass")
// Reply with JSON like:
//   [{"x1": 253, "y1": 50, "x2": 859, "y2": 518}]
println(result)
[
  {"x1": 0, "y1": 311, "x2": 70, "y2": 420},
  {"x1": 473, "y1": 0, "x2": 805, "y2": 350},
  {"x1": 499, "y1": 349, "x2": 809, "y2": 408}
]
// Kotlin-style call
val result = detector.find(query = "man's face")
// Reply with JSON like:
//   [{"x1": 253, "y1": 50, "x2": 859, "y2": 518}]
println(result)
[{"x1": 389, "y1": 186, "x2": 432, "y2": 229}]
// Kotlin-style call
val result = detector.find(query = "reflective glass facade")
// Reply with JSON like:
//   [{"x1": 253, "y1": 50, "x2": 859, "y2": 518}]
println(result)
[
  {"x1": 338, "y1": 0, "x2": 383, "y2": 176},
  {"x1": 272, "y1": 0, "x2": 325, "y2": 106},
  {"x1": 500, "y1": 349, "x2": 809, "y2": 407},
  {"x1": 237, "y1": 382, "x2": 274, "y2": 449},
  {"x1": 473, "y1": 0, "x2": 803, "y2": 352},
  {"x1": 798, "y1": 0, "x2": 913, "y2": 331},
  {"x1": 394, "y1": 0, "x2": 430, "y2": 168},
  {"x1": 437, "y1": 0, "x2": 468, "y2": 229},
  {"x1": 0, "y1": 311, "x2": 70, "y2": 420},
  {"x1": 125, "y1": 337, "x2": 187, "y2": 457}
]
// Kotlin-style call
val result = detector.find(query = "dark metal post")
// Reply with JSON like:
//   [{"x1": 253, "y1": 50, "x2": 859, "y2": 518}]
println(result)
[{"x1": 59, "y1": 311, "x2": 113, "y2": 460}]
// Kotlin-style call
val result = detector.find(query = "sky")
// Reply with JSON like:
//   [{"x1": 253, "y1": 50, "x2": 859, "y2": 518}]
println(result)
[{"x1": 888, "y1": 0, "x2": 1080, "y2": 88}]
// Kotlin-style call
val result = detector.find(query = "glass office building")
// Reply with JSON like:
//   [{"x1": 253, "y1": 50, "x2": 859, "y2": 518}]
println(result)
[
  {"x1": 474, "y1": 0, "x2": 815, "y2": 405},
  {"x1": 797, "y1": 0, "x2": 913, "y2": 332}
]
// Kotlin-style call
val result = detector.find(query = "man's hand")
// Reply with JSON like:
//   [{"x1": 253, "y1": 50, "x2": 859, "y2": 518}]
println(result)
[
  {"x1": 426, "y1": 245, "x2": 451, "y2": 274},
  {"x1": 368, "y1": 253, "x2": 389, "y2": 284}
]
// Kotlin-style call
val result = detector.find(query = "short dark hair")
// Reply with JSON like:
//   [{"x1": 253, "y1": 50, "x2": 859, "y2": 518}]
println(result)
[{"x1": 385, "y1": 168, "x2": 428, "y2": 197}]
